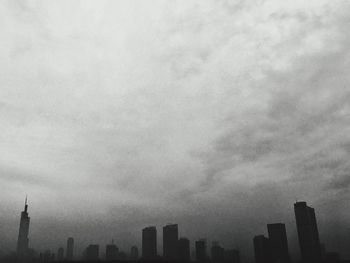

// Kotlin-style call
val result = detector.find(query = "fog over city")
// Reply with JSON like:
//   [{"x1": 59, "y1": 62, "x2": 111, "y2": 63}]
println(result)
[{"x1": 0, "y1": 0, "x2": 350, "y2": 261}]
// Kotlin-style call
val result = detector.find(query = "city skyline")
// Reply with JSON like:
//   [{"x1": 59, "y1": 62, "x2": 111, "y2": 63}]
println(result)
[
  {"x1": 1, "y1": 0, "x2": 350, "y2": 262},
  {"x1": 1, "y1": 198, "x2": 345, "y2": 263}
]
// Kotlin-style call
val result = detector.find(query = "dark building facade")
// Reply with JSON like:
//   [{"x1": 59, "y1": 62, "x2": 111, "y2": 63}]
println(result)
[
  {"x1": 211, "y1": 242, "x2": 224, "y2": 263},
  {"x1": 66, "y1": 237, "x2": 74, "y2": 260},
  {"x1": 294, "y1": 201, "x2": 322, "y2": 263},
  {"x1": 178, "y1": 238, "x2": 190, "y2": 261},
  {"x1": 224, "y1": 249, "x2": 240, "y2": 263},
  {"x1": 195, "y1": 239, "x2": 207, "y2": 262},
  {"x1": 267, "y1": 223, "x2": 290, "y2": 263},
  {"x1": 17, "y1": 197, "x2": 30, "y2": 257},
  {"x1": 130, "y1": 246, "x2": 139, "y2": 260},
  {"x1": 85, "y1": 244, "x2": 99, "y2": 261},
  {"x1": 142, "y1": 226, "x2": 157, "y2": 260},
  {"x1": 57, "y1": 247, "x2": 64, "y2": 261},
  {"x1": 41, "y1": 250, "x2": 54, "y2": 262},
  {"x1": 253, "y1": 235, "x2": 272, "y2": 263},
  {"x1": 106, "y1": 243, "x2": 119, "y2": 261},
  {"x1": 163, "y1": 224, "x2": 179, "y2": 260}
]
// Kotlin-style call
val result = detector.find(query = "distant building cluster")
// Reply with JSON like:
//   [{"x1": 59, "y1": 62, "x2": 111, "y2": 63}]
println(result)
[{"x1": 0, "y1": 198, "x2": 345, "y2": 263}]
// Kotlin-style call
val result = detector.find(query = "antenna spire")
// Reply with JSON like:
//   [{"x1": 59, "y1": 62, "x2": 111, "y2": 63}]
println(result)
[{"x1": 24, "y1": 195, "x2": 28, "y2": 212}]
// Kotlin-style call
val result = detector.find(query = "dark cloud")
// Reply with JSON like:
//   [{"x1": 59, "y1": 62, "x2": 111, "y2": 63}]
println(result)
[{"x1": 325, "y1": 173, "x2": 350, "y2": 191}]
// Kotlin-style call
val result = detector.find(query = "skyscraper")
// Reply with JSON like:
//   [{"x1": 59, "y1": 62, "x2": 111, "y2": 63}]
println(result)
[
  {"x1": 130, "y1": 246, "x2": 139, "y2": 260},
  {"x1": 211, "y1": 242, "x2": 224, "y2": 263},
  {"x1": 57, "y1": 247, "x2": 64, "y2": 261},
  {"x1": 267, "y1": 223, "x2": 290, "y2": 263},
  {"x1": 178, "y1": 238, "x2": 190, "y2": 261},
  {"x1": 224, "y1": 249, "x2": 240, "y2": 263},
  {"x1": 253, "y1": 235, "x2": 272, "y2": 263},
  {"x1": 106, "y1": 243, "x2": 119, "y2": 261},
  {"x1": 142, "y1": 226, "x2": 157, "y2": 260},
  {"x1": 85, "y1": 244, "x2": 99, "y2": 261},
  {"x1": 195, "y1": 239, "x2": 207, "y2": 262},
  {"x1": 66, "y1": 237, "x2": 74, "y2": 260},
  {"x1": 294, "y1": 201, "x2": 322, "y2": 263},
  {"x1": 17, "y1": 197, "x2": 30, "y2": 257},
  {"x1": 42, "y1": 250, "x2": 54, "y2": 262},
  {"x1": 163, "y1": 224, "x2": 179, "y2": 260}
]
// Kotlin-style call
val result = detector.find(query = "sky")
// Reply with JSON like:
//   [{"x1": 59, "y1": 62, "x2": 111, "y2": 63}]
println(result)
[{"x1": 0, "y1": 0, "x2": 350, "y2": 261}]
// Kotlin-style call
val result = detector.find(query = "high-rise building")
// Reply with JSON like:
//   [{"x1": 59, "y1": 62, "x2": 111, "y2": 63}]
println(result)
[
  {"x1": 106, "y1": 242, "x2": 119, "y2": 261},
  {"x1": 163, "y1": 224, "x2": 179, "y2": 259},
  {"x1": 85, "y1": 244, "x2": 99, "y2": 261},
  {"x1": 66, "y1": 237, "x2": 74, "y2": 260},
  {"x1": 195, "y1": 239, "x2": 207, "y2": 262},
  {"x1": 267, "y1": 223, "x2": 290, "y2": 263},
  {"x1": 130, "y1": 246, "x2": 139, "y2": 260},
  {"x1": 253, "y1": 235, "x2": 272, "y2": 263},
  {"x1": 211, "y1": 242, "x2": 224, "y2": 263},
  {"x1": 42, "y1": 250, "x2": 54, "y2": 262},
  {"x1": 57, "y1": 247, "x2": 64, "y2": 261},
  {"x1": 178, "y1": 238, "x2": 190, "y2": 261},
  {"x1": 324, "y1": 252, "x2": 340, "y2": 262},
  {"x1": 17, "y1": 197, "x2": 30, "y2": 257},
  {"x1": 118, "y1": 251, "x2": 127, "y2": 260},
  {"x1": 294, "y1": 201, "x2": 322, "y2": 263},
  {"x1": 142, "y1": 226, "x2": 157, "y2": 260},
  {"x1": 224, "y1": 249, "x2": 240, "y2": 263}
]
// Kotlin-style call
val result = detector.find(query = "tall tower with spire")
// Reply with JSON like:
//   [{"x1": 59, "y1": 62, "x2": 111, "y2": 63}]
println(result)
[{"x1": 17, "y1": 196, "x2": 30, "y2": 256}]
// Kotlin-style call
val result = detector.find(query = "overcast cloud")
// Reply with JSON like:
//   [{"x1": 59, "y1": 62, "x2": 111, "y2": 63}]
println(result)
[{"x1": 1, "y1": 0, "x2": 350, "y2": 260}]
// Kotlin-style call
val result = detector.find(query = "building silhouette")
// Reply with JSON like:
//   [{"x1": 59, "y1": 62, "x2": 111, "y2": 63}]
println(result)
[
  {"x1": 85, "y1": 244, "x2": 99, "y2": 261},
  {"x1": 324, "y1": 252, "x2": 340, "y2": 262},
  {"x1": 106, "y1": 242, "x2": 119, "y2": 261},
  {"x1": 57, "y1": 247, "x2": 64, "y2": 261},
  {"x1": 41, "y1": 250, "x2": 54, "y2": 262},
  {"x1": 267, "y1": 223, "x2": 290, "y2": 263},
  {"x1": 294, "y1": 201, "x2": 322, "y2": 263},
  {"x1": 224, "y1": 249, "x2": 240, "y2": 263},
  {"x1": 163, "y1": 224, "x2": 179, "y2": 260},
  {"x1": 17, "y1": 197, "x2": 30, "y2": 258},
  {"x1": 142, "y1": 226, "x2": 157, "y2": 260},
  {"x1": 320, "y1": 243, "x2": 326, "y2": 260},
  {"x1": 253, "y1": 235, "x2": 272, "y2": 263},
  {"x1": 195, "y1": 239, "x2": 207, "y2": 262},
  {"x1": 130, "y1": 246, "x2": 139, "y2": 260},
  {"x1": 177, "y1": 238, "x2": 190, "y2": 261},
  {"x1": 66, "y1": 237, "x2": 74, "y2": 260},
  {"x1": 211, "y1": 242, "x2": 224, "y2": 263}
]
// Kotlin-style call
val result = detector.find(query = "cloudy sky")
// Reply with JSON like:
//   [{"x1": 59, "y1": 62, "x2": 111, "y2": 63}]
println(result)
[{"x1": 1, "y1": 0, "x2": 350, "y2": 260}]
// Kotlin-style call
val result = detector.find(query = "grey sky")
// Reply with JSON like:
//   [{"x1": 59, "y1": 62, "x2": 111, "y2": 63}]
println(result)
[{"x1": 1, "y1": 0, "x2": 350, "y2": 260}]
